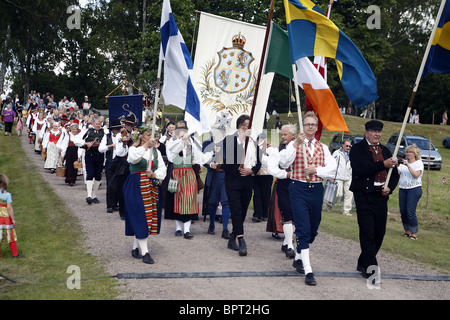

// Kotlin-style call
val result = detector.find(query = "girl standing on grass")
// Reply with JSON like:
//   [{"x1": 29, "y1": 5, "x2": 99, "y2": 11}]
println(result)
[{"x1": 0, "y1": 174, "x2": 22, "y2": 258}]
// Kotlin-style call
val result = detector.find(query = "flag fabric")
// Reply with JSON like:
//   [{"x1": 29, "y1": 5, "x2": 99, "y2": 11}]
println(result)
[
  {"x1": 108, "y1": 94, "x2": 143, "y2": 126},
  {"x1": 160, "y1": 0, "x2": 210, "y2": 135},
  {"x1": 264, "y1": 22, "x2": 348, "y2": 134},
  {"x1": 422, "y1": 0, "x2": 450, "y2": 78},
  {"x1": 283, "y1": 0, "x2": 378, "y2": 108},
  {"x1": 192, "y1": 12, "x2": 274, "y2": 142}
]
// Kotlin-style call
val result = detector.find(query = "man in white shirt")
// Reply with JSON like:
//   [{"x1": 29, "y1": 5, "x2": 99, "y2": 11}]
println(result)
[
  {"x1": 279, "y1": 111, "x2": 336, "y2": 286},
  {"x1": 330, "y1": 139, "x2": 354, "y2": 216}
]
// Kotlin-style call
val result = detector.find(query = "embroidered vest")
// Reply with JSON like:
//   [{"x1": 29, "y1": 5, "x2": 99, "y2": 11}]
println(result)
[
  {"x1": 49, "y1": 132, "x2": 61, "y2": 144},
  {"x1": 369, "y1": 145, "x2": 387, "y2": 183},
  {"x1": 291, "y1": 142, "x2": 325, "y2": 182}
]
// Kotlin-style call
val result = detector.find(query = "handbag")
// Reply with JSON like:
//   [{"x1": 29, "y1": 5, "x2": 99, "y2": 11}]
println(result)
[
  {"x1": 323, "y1": 153, "x2": 341, "y2": 207},
  {"x1": 323, "y1": 179, "x2": 339, "y2": 207},
  {"x1": 167, "y1": 170, "x2": 190, "y2": 193}
]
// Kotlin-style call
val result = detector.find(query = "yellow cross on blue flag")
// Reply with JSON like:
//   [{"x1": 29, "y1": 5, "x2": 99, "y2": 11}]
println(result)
[
  {"x1": 422, "y1": 0, "x2": 450, "y2": 78},
  {"x1": 283, "y1": 0, "x2": 378, "y2": 108}
]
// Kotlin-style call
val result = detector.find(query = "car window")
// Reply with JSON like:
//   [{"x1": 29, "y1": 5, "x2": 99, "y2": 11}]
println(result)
[
  {"x1": 388, "y1": 136, "x2": 397, "y2": 144},
  {"x1": 407, "y1": 138, "x2": 434, "y2": 150}
]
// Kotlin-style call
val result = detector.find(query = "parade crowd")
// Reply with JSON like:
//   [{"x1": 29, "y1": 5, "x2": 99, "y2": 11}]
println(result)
[{"x1": 1, "y1": 90, "x2": 425, "y2": 286}]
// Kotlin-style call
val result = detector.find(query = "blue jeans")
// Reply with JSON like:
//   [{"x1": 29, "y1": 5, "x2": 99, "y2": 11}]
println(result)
[{"x1": 399, "y1": 187, "x2": 422, "y2": 234}]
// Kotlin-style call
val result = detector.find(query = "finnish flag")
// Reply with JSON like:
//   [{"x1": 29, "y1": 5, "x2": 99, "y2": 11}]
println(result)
[{"x1": 160, "y1": 0, "x2": 210, "y2": 135}]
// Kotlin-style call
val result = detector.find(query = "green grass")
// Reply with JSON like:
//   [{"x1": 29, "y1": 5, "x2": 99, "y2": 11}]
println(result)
[
  {"x1": 267, "y1": 112, "x2": 450, "y2": 274},
  {"x1": 0, "y1": 130, "x2": 118, "y2": 299}
]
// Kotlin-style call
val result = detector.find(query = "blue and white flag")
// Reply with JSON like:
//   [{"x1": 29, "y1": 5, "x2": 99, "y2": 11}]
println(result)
[{"x1": 160, "y1": 0, "x2": 211, "y2": 135}]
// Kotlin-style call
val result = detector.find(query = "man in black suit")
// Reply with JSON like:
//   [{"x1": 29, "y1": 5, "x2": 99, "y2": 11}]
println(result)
[
  {"x1": 350, "y1": 120, "x2": 399, "y2": 280},
  {"x1": 221, "y1": 114, "x2": 261, "y2": 256}
]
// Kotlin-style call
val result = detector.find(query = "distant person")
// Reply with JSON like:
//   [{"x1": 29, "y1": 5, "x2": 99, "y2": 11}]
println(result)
[
  {"x1": 442, "y1": 111, "x2": 447, "y2": 125},
  {"x1": 2, "y1": 104, "x2": 16, "y2": 136},
  {"x1": 0, "y1": 174, "x2": 22, "y2": 258},
  {"x1": 330, "y1": 139, "x2": 354, "y2": 216},
  {"x1": 397, "y1": 144, "x2": 423, "y2": 240}
]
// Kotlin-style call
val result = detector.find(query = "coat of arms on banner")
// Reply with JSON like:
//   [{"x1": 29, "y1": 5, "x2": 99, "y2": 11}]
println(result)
[
  {"x1": 215, "y1": 33, "x2": 254, "y2": 94},
  {"x1": 198, "y1": 32, "x2": 258, "y2": 124}
]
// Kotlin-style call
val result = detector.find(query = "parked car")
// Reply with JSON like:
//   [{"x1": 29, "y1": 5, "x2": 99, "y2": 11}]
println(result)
[
  {"x1": 329, "y1": 133, "x2": 364, "y2": 154},
  {"x1": 443, "y1": 137, "x2": 450, "y2": 148},
  {"x1": 386, "y1": 134, "x2": 442, "y2": 170}
]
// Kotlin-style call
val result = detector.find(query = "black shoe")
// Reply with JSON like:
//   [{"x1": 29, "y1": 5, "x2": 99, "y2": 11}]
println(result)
[
  {"x1": 221, "y1": 229, "x2": 230, "y2": 239},
  {"x1": 252, "y1": 216, "x2": 261, "y2": 222},
  {"x1": 92, "y1": 198, "x2": 100, "y2": 204},
  {"x1": 293, "y1": 259, "x2": 305, "y2": 274},
  {"x1": 238, "y1": 237, "x2": 247, "y2": 256},
  {"x1": 227, "y1": 233, "x2": 239, "y2": 251},
  {"x1": 86, "y1": 197, "x2": 92, "y2": 205},
  {"x1": 142, "y1": 252, "x2": 154, "y2": 264},
  {"x1": 184, "y1": 232, "x2": 193, "y2": 239},
  {"x1": 281, "y1": 244, "x2": 287, "y2": 253},
  {"x1": 357, "y1": 265, "x2": 374, "y2": 279},
  {"x1": 175, "y1": 230, "x2": 182, "y2": 237},
  {"x1": 69, "y1": 182, "x2": 74, "y2": 187},
  {"x1": 107, "y1": 207, "x2": 114, "y2": 213},
  {"x1": 113, "y1": 206, "x2": 119, "y2": 211},
  {"x1": 207, "y1": 225, "x2": 215, "y2": 235},
  {"x1": 285, "y1": 248, "x2": 295, "y2": 259},
  {"x1": 131, "y1": 248, "x2": 141, "y2": 259},
  {"x1": 305, "y1": 273, "x2": 317, "y2": 286}
]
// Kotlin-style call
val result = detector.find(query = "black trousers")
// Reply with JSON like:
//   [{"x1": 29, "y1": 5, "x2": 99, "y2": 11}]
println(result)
[
  {"x1": 105, "y1": 160, "x2": 117, "y2": 209},
  {"x1": 85, "y1": 153, "x2": 104, "y2": 181},
  {"x1": 225, "y1": 175, "x2": 254, "y2": 236},
  {"x1": 354, "y1": 191, "x2": 388, "y2": 270},
  {"x1": 252, "y1": 174, "x2": 273, "y2": 219}
]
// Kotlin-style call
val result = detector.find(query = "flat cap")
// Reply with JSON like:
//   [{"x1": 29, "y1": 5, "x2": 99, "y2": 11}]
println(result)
[{"x1": 365, "y1": 119, "x2": 383, "y2": 131}]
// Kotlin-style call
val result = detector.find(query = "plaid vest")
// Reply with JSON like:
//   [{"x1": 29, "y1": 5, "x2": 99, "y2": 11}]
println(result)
[{"x1": 291, "y1": 142, "x2": 325, "y2": 182}]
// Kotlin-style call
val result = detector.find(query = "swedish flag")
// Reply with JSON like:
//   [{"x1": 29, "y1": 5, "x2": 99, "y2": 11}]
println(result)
[
  {"x1": 284, "y1": 0, "x2": 378, "y2": 108},
  {"x1": 423, "y1": 0, "x2": 450, "y2": 77}
]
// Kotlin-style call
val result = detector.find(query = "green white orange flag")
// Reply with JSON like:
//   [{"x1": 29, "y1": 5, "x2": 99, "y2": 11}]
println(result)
[{"x1": 265, "y1": 22, "x2": 348, "y2": 133}]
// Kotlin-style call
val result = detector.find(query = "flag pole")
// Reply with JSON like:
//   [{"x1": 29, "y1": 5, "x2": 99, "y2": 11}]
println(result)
[
  {"x1": 291, "y1": 63, "x2": 310, "y2": 182},
  {"x1": 384, "y1": 0, "x2": 447, "y2": 190},
  {"x1": 242, "y1": 0, "x2": 275, "y2": 160}
]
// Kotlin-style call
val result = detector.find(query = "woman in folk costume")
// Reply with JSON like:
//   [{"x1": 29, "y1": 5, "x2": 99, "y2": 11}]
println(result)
[
  {"x1": 60, "y1": 122, "x2": 83, "y2": 186},
  {"x1": 166, "y1": 125, "x2": 213, "y2": 239},
  {"x1": 123, "y1": 127, "x2": 166, "y2": 264},
  {"x1": 32, "y1": 113, "x2": 46, "y2": 153},
  {"x1": 42, "y1": 121, "x2": 62, "y2": 173}
]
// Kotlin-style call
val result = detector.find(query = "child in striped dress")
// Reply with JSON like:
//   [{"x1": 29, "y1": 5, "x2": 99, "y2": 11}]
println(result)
[{"x1": 0, "y1": 174, "x2": 22, "y2": 258}]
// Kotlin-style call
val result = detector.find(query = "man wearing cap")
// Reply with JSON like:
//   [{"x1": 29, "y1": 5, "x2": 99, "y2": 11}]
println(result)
[
  {"x1": 99, "y1": 119, "x2": 129, "y2": 216},
  {"x1": 350, "y1": 119, "x2": 399, "y2": 279},
  {"x1": 74, "y1": 116, "x2": 105, "y2": 205}
]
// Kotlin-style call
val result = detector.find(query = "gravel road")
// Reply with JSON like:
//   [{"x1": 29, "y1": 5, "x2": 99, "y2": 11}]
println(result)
[{"x1": 20, "y1": 133, "x2": 449, "y2": 301}]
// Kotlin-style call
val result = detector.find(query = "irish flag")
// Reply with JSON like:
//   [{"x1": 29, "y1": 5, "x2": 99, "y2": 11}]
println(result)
[{"x1": 264, "y1": 22, "x2": 348, "y2": 134}]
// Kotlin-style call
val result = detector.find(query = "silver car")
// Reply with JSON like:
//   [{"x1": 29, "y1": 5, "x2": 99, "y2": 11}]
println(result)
[{"x1": 386, "y1": 134, "x2": 442, "y2": 170}]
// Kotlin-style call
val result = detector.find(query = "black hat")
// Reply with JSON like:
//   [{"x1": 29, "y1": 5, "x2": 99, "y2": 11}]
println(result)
[
  {"x1": 124, "y1": 115, "x2": 136, "y2": 126},
  {"x1": 365, "y1": 120, "x2": 383, "y2": 131},
  {"x1": 109, "y1": 119, "x2": 122, "y2": 129}
]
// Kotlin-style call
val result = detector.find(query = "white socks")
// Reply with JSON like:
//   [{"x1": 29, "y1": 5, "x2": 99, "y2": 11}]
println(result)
[
  {"x1": 93, "y1": 180, "x2": 101, "y2": 198},
  {"x1": 135, "y1": 237, "x2": 149, "y2": 256},
  {"x1": 282, "y1": 223, "x2": 294, "y2": 249},
  {"x1": 183, "y1": 220, "x2": 191, "y2": 234},
  {"x1": 175, "y1": 220, "x2": 191, "y2": 233},
  {"x1": 86, "y1": 180, "x2": 94, "y2": 198},
  {"x1": 300, "y1": 248, "x2": 312, "y2": 274}
]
